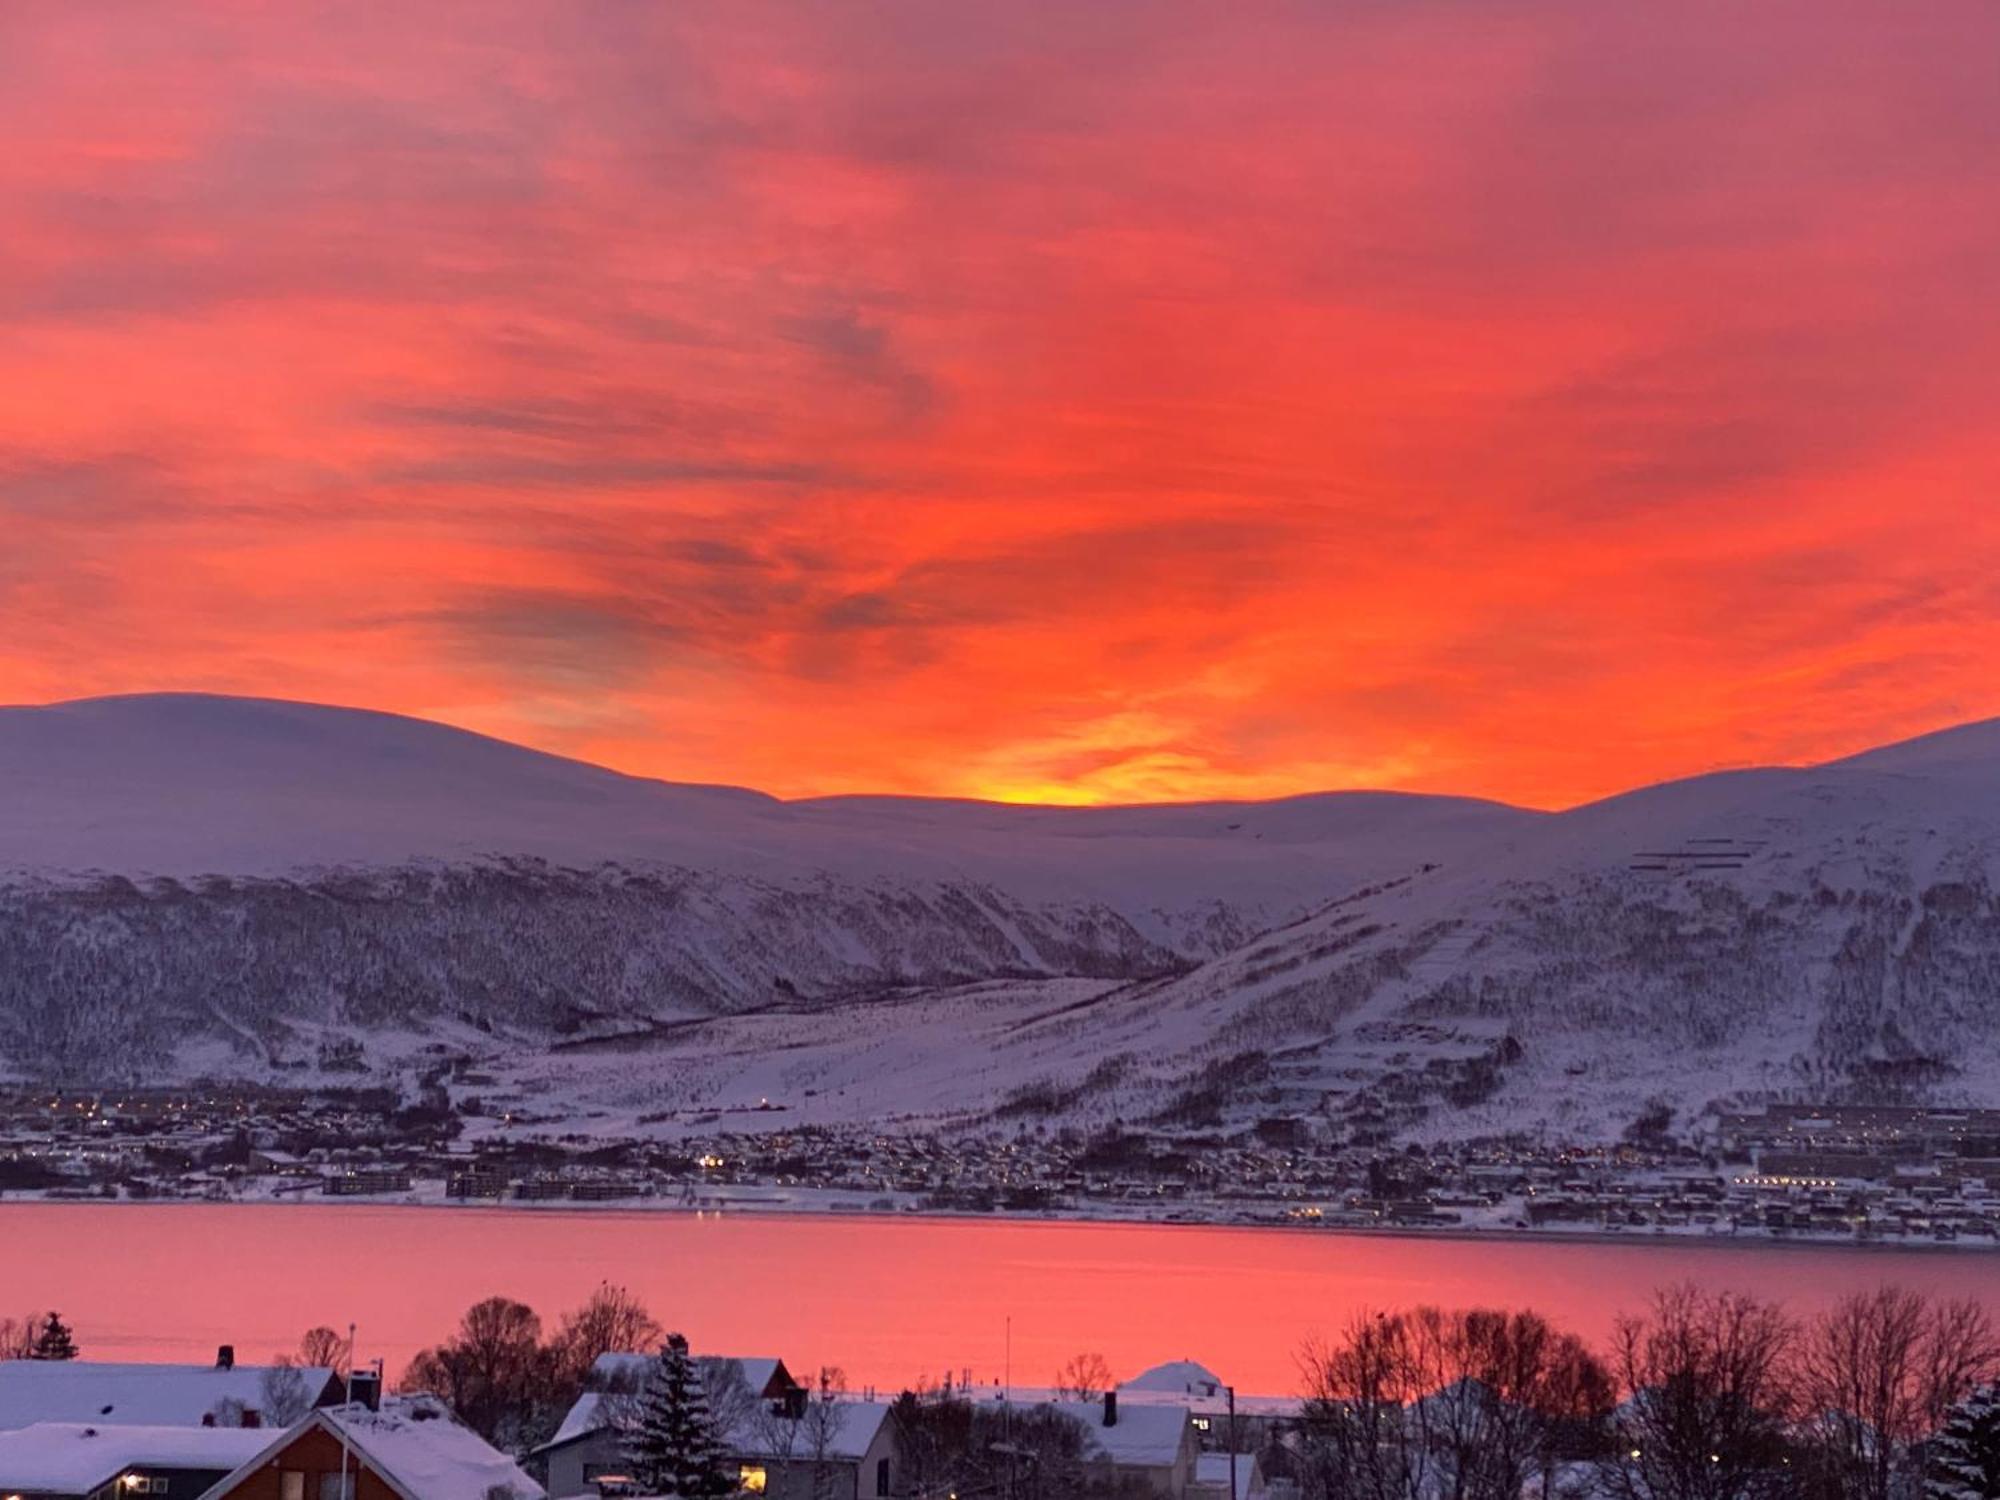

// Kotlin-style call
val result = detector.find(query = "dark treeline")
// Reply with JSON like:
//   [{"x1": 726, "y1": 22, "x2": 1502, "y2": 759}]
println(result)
[
  {"x1": 0, "y1": 1309, "x2": 80, "y2": 1360},
  {"x1": 1291, "y1": 1284, "x2": 2000, "y2": 1500},
  {"x1": 18, "y1": 1284, "x2": 2000, "y2": 1498}
]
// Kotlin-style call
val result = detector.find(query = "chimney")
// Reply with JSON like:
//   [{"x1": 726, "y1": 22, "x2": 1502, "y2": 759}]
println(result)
[
  {"x1": 1103, "y1": 1390, "x2": 1117, "y2": 1428},
  {"x1": 348, "y1": 1370, "x2": 384, "y2": 1413},
  {"x1": 216, "y1": 1346, "x2": 235, "y2": 1371}
]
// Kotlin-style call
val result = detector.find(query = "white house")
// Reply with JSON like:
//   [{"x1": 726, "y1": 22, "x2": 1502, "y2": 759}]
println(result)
[
  {"x1": 0, "y1": 1422, "x2": 271, "y2": 1500},
  {"x1": 532, "y1": 1354, "x2": 896, "y2": 1500},
  {"x1": 1045, "y1": 1396, "x2": 1199, "y2": 1500}
]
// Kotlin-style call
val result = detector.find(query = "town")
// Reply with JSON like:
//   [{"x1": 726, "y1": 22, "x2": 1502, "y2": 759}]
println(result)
[{"x1": 4, "y1": 1086, "x2": 2000, "y2": 1247}]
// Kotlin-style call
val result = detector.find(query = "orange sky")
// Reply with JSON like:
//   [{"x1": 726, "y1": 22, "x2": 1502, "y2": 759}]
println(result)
[{"x1": 4, "y1": 3, "x2": 1999, "y2": 807}]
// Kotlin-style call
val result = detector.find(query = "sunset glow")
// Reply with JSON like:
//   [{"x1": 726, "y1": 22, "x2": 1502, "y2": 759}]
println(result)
[{"x1": 5, "y1": 2, "x2": 1999, "y2": 805}]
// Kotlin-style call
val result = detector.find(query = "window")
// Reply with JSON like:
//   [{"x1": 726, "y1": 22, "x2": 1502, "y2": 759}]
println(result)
[
  {"x1": 319, "y1": 1475, "x2": 356, "y2": 1500},
  {"x1": 876, "y1": 1457, "x2": 891, "y2": 1497},
  {"x1": 281, "y1": 1473, "x2": 306, "y2": 1500},
  {"x1": 738, "y1": 1465, "x2": 768, "y2": 1495}
]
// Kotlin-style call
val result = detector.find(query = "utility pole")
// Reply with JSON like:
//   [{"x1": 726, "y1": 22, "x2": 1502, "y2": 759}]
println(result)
[
  {"x1": 1004, "y1": 1316, "x2": 1013, "y2": 1500},
  {"x1": 337, "y1": 1323, "x2": 356, "y2": 1500},
  {"x1": 1227, "y1": 1385, "x2": 1238, "y2": 1500}
]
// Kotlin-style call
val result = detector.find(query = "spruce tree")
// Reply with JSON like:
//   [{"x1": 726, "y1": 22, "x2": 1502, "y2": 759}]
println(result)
[
  {"x1": 1931, "y1": 1382, "x2": 2000, "y2": 1500},
  {"x1": 622, "y1": 1334, "x2": 734, "y2": 1498},
  {"x1": 29, "y1": 1312, "x2": 78, "y2": 1361}
]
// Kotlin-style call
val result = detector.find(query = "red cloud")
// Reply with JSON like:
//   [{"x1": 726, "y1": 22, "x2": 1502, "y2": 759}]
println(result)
[{"x1": 2, "y1": 2, "x2": 1998, "y2": 805}]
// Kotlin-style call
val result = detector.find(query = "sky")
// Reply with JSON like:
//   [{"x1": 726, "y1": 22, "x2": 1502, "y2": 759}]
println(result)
[{"x1": 3, "y1": 2, "x2": 1998, "y2": 808}]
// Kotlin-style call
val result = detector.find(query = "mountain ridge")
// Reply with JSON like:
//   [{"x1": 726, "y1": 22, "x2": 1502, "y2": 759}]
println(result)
[{"x1": 2, "y1": 692, "x2": 1997, "y2": 1136}]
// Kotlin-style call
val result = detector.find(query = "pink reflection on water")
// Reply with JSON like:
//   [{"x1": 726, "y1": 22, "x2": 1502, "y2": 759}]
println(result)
[{"x1": 2, "y1": 1204, "x2": 1993, "y2": 1395}]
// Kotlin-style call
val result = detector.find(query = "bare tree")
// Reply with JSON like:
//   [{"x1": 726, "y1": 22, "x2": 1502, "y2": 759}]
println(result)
[
  {"x1": 1408, "y1": 1307, "x2": 1614, "y2": 1500},
  {"x1": 1298, "y1": 1306, "x2": 1612, "y2": 1500},
  {"x1": 400, "y1": 1296, "x2": 551, "y2": 1449},
  {"x1": 0, "y1": 1312, "x2": 46, "y2": 1360},
  {"x1": 1299, "y1": 1310, "x2": 1429, "y2": 1499},
  {"x1": 801, "y1": 1367, "x2": 850, "y2": 1500},
  {"x1": 549, "y1": 1283, "x2": 662, "y2": 1393},
  {"x1": 260, "y1": 1358, "x2": 314, "y2": 1426},
  {"x1": 696, "y1": 1356, "x2": 759, "y2": 1451},
  {"x1": 299, "y1": 1326, "x2": 347, "y2": 1370},
  {"x1": 1795, "y1": 1286, "x2": 2000, "y2": 1500},
  {"x1": 1055, "y1": 1352, "x2": 1116, "y2": 1401},
  {"x1": 887, "y1": 1389, "x2": 974, "y2": 1500},
  {"x1": 1597, "y1": 1285, "x2": 1798, "y2": 1500}
]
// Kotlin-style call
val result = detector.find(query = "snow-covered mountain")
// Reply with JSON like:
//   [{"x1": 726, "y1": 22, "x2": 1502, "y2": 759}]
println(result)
[
  {"x1": 1020, "y1": 719, "x2": 2000, "y2": 1140},
  {"x1": 4, "y1": 693, "x2": 1997, "y2": 1138},
  {"x1": 0, "y1": 694, "x2": 1526, "y2": 1079}
]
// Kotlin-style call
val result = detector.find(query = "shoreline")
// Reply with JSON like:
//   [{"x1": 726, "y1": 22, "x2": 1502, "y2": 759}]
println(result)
[{"x1": 2, "y1": 1191, "x2": 1993, "y2": 1256}]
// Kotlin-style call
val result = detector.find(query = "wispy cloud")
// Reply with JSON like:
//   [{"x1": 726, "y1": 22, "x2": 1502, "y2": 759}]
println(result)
[{"x1": 1, "y1": 0, "x2": 1997, "y2": 803}]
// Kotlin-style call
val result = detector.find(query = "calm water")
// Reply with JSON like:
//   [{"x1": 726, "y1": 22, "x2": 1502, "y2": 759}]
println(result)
[{"x1": 3, "y1": 1204, "x2": 1995, "y2": 1396}]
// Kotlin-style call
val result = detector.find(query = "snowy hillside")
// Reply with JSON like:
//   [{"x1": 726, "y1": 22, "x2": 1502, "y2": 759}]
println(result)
[
  {"x1": 989, "y1": 720, "x2": 2000, "y2": 1140},
  {"x1": 6, "y1": 694, "x2": 1997, "y2": 1137},
  {"x1": 0, "y1": 694, "x2": 1526, "y2": 1079}
]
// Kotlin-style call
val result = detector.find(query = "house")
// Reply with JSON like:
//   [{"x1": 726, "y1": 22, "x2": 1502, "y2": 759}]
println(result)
[
  {"x1": 532, "y1": 1354, "x2": 809, "y2": 1499},
  {"x1": 0, "y1": 1422, "x2": 271, "y2": 1500},
  {"x1": 0, "y1": 1355, "x2": 344, "y2": 1433},
  {"x1": 198, "y1": 1397, "x2": 542, "y2": 1500},
  {"x1": 1192, "y1": 1451, "x2": 1263, "y2": 1500},
  {"x1": 1046, "y1": 1396, "x2": 1198, "y2": 1500},
  {"x1": 727, "y1": 1401, "x2": 898, "y2": 1500}
]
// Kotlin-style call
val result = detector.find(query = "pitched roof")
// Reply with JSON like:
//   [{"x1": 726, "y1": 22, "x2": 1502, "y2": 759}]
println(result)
[
  {"x1": 0, "y1": 1362, "x2": 339, "y2": 1432},
  {"x1": 536, "y1": 1390, "x2": 889, "y2": 1467},
  {"x1": 538, "y1": 1353, "x2": 797, "y2": 1455},
  {"x1": 1046, "y1": 1402, "x2": 1192, "y2": 1468},
  {"x1": 1122, "y1": 1361, "x2": 1225, "y2": 1398},
  {"x1": 543, "y1": 1392, "x2": 612, "y2": 1451},
  {"x1": 206, "y1": 1400, "x2": 542, "y2": 1500},
  {"x1": 584, "y1": 1353, "x2": 790, "y2": 1397},
  {"x1": 0, "y1": 1423, "x2": 271, "y2": 1495},
  {"x1": 724, "y1": 1403, "x2": 890, "y2": 1464}
]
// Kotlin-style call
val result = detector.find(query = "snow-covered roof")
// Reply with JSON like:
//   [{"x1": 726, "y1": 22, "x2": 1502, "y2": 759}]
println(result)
[
  {"x1": 584, "y1": 1353, "x2": 788, "y2": 1396},
  {"x1": 584, "y1": 1353, "x2": 652, "y2": 1388},
  {"x1": 541, "y1": 1353, "x2": 799, "y2": 1454},
  {"x1": 725, "y1": 1402, "x2": 889, "y2": 1464},
  {"x1": 540, "y1": 1400, "x2": 608, "y2": 1456},
  {"x1": 0, "y1": 1423, "x2": 271, "y2": 1494},
  {"x1": 711, "y1": 1359, "x2": 785, "y2": 1400},
  {"x1": 539, "y1": 1390, "x2": 888, "y2": 1466},
  {"x1": 1121, "y1": 1360, "x2": 1225, "y2": 1399},
  {"x1": 0, "y1": 1362, "x2": 338, "y2": 1432},
  {"x1": 1047, "y1": 1402, "x2": 1191, "y2": 1468},
  {"x1": 209, "y1": 1400, "x2": 541, "y2": 1500}
]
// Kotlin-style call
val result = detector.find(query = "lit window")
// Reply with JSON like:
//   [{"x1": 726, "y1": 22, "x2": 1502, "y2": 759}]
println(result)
[
  {"x1": 281, "y1": 1474, "x2": 306, "y2": 1500},
  {"x1": 739, "y1": 1465, "x2": 768, "y2": 1494}
]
